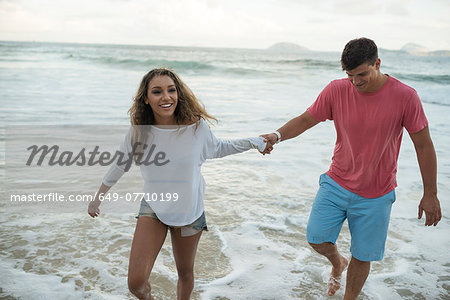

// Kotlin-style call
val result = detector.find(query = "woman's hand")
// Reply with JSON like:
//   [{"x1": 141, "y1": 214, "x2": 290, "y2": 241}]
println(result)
[
  {"x1": 88, "y1": 200, "x2": 101, "y2": 218},
  {"x1": 88, "y1": 184, "x2": 111, "y2": 218}
]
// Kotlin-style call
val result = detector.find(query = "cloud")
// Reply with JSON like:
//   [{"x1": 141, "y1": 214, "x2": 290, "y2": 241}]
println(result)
[
  {"x1": 332, "y1": 0, "x2": 380, "y2": 15},
  {"x1": 0, "y1": 0, "x2": 449, "y2": 51},
  {"x1": 385, "y1": 0, "x2": 411, "y2": 16}
]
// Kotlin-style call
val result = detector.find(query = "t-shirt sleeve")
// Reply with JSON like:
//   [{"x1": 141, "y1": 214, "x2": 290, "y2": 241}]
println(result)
[
  {"x1": 102, "y1": 126, "x2": 134, "y2": 187},
  {"x1": 402, "y1": 91, "x2": 428, "y2": 133},
  {"x1": 307, "y1": 82, "x2": 334, "y2": 122}
]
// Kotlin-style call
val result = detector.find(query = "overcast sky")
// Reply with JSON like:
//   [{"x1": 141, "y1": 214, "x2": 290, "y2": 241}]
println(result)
[{"x1": 0, "y1": 0, "x2": 449, "y2": 51}]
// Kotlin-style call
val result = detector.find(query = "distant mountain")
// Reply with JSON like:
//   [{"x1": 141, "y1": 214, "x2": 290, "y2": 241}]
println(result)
[
  {"x1": 398, "y1": 43, "x2": 450, "y2": 56},
  {"x1": 267, "y1": 42, "x2": 309, "y2": 53},
  {"x1": 430, "y1": 50, "x2": 450, "y2": 56},
  {"x1": 401, "y1": 43, "x2": 429, "y2": 54}
]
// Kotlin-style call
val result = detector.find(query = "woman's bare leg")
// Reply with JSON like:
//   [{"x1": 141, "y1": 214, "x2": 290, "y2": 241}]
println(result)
[
  {"x1": 128, "y1": 217, "x2": 168, "y2": 300},
  {"x1": 170, "y1": 229, "x2": 202, "y2": 300}
]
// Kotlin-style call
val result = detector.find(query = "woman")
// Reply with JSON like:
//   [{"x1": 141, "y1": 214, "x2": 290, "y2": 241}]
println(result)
[{"x1": 88, "y1": 68, "x2": 267, "y2": 300}]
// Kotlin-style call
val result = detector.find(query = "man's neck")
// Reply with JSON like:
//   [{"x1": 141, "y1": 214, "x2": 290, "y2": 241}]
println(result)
[{"x1": 374, "y1": 73, "x2": 388, "y2": 92}]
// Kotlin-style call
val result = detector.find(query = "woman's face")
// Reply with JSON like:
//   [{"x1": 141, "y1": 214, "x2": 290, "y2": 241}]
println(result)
[{"x1": 145, "y1": 75, "x2": 178, "y2": 125}]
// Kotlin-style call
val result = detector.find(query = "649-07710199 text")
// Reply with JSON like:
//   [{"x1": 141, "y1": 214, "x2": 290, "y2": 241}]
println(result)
[{"x1": 9, "y1": 192, "x2": 179, "y2": 202}]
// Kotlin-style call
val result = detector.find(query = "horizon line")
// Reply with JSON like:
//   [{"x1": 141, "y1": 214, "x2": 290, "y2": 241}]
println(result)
[{"x1": 1, "y1": 39, "x2": 448, "y2": 54}]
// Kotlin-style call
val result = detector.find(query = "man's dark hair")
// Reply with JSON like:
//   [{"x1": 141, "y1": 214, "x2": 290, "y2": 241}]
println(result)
[{"x1": 340, "y1": 38, "x2": 378, "y2": 71}]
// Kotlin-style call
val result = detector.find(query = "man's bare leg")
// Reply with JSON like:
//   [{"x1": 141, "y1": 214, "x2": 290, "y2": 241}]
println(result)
[
  {"x1": 343, "y1": 256, "x2": 370, "y2": 300},
  {"x1": 309, "y1": 242, "x2": 348, "y2": 296}
]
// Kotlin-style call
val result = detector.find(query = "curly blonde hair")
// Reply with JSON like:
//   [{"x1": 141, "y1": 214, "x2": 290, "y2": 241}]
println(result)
[{"x1": 128, "y1": 68, "x2": 217, "y2": 126}]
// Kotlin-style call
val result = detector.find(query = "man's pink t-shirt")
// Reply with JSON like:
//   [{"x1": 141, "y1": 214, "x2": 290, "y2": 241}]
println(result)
[{"x1": 307, "y1": 76, "x2": 428, "y2": 198}]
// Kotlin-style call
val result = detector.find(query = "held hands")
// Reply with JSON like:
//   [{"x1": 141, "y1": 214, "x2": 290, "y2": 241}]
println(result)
[
  {"x1": 418, "y1": 193, "x2": 442, "y2": 226},
  {"x1": 259, "y1": 133, "x2": 278, "y2": 155}
]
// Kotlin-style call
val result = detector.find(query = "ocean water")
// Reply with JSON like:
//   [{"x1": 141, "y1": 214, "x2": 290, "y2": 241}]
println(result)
[{"x1": 0, "y1": 41, "x2": 449, "y2": 299}]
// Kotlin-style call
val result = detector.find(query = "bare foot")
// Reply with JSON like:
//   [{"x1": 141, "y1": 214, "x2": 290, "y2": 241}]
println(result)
[{"x1": 328, "y1": 256, "x2": 348, "y2": 296}]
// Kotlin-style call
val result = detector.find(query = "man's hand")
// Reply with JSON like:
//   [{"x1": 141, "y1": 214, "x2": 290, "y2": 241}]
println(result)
[
  {"x1": 260, "y1": 133, "x2": 278, "y2": 155},
  {"x1": 418, "y1": 193, "x2": 441, "y2": 226}
]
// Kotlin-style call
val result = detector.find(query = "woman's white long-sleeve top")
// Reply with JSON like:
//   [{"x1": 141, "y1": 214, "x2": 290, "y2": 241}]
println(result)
[{"x1": 102, "y1": 119, "x2": 266, "y2": 226}]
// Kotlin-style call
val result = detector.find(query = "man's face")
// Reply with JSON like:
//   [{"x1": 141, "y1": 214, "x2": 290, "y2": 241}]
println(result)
[{"x1": 345, "y1": 58, "x2": 381, "y2": 93}]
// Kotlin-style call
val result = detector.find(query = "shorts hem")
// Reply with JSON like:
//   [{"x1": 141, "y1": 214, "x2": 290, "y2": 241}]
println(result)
[
  {"x1": 135, "y1": 213, "x2": 158, "y2": 220},
  {"x1": 351, "y1": 251, "x2": 384, "y2": 262},
  {"x1": 306, "y1": 236, "x2": 337, "y2": 245},
  {"x1": 136, "y1": 212, "x2": 208, "y2": 233}
]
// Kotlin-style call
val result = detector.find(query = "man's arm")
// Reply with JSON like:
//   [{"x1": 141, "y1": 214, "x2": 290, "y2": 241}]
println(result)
[
  {"x1": 261, "y1": 111, "x2": 320, "y2": 154},
  {"x1": 409, "y1": 126, "x2": 442, "y2": 226}
]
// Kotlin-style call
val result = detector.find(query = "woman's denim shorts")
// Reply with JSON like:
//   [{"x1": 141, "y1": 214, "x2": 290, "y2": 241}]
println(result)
[{"x1": 136, "y1": 199, "x2": 207, "y2": 237}]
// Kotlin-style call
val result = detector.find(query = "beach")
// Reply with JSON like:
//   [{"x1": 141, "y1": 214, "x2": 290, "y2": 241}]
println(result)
[{"x1": 0, "y1": 41, "x2": 449, "y2": 299}]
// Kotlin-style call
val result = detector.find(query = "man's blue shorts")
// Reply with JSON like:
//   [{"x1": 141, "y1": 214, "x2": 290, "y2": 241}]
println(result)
[{"x1": 306, "y1": 173, "x2": 396, "y2": 261}]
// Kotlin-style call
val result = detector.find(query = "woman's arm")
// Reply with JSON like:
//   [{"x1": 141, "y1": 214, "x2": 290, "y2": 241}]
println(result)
[
  {"x1": 205, "y1": 135, "x2": 266, "y2": 159},
  {"x1": 88, "y1": 127, "x2": 133, "y2": 218},
  {"x1": 88, "y1": 183, "x2": 112, "y2": 218},
  {"x1": 202, "y1": 124, "x2": 266, "y2": 160}
]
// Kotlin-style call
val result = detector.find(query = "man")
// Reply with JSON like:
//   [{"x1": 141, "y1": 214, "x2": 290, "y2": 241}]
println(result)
[{"x1": 262, "y1": 38, "x2": 441, "y2": 299}]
